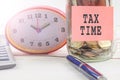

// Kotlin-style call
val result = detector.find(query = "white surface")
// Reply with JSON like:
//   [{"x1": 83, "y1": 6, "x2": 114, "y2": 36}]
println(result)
[{"x1": 0, "y1": 45, "x2": 120, "y2": 80}]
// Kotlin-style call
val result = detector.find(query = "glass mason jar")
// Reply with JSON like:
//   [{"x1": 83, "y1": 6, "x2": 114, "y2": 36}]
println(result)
[{"x1": 66, "y1": 0, "x2": 113, "y2": 62}]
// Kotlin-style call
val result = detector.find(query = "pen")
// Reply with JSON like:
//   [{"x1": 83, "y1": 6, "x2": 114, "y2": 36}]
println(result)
[{"x1": 66, "y1": 55, "x2": 107, "y2": 80}]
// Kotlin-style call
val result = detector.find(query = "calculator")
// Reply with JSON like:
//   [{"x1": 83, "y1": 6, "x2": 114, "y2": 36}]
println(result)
[{"x1": 0, "y1": 35, "x2": 16, "y2": 70}]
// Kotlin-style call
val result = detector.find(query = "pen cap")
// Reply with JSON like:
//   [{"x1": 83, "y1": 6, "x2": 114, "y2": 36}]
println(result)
[{"x1": 66, "y1": 54, "x2": 82, "y2": 66}]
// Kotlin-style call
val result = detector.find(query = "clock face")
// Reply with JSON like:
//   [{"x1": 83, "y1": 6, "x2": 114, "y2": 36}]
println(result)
[{"x1": 6, "y1": 7, "x2": 66, "y2": 53}]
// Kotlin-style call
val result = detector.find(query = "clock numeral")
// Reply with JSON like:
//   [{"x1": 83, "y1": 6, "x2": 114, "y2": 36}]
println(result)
[
  {"x1": 27, "y1": 14, "x2": 33, "y2": 19},
  {"x1": 13, "y1": 29, "x2": 17, "y2": 33},
  {"x1": 38, "y1": 42, "x2": 42, "y2": 47},
  {"x1": 19, "y1": 19, "x2": 24, "y2": 23},
  {"x1": 55, "y1": 38, "x2": 59, "y2": 42},
  {"x1": 54, "y1": 17, "x2": 58, "y2": 22},
  {"x1": 61, "y1": 27, "x2": 65, "y2": 32},
  {"x1": 20, "y1": 38, "x2": 24, "y2": 43},
  {"x1": 46, "y1": 41, "x2": 50, "y2": 46},
  {"x1": 35, "y1": 13, "x2": 41, "y2": 18},
  {"x1": 30, "y1": 42, "x2": 34, "y2": 46},
  {"x1": 45, "y1": 14, "x2": 48, "y2": 18}
]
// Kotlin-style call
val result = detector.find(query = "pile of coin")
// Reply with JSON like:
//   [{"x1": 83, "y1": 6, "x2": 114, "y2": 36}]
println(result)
[{"x1": 68, "y1": 41, "x2": 112, "y2": 59}]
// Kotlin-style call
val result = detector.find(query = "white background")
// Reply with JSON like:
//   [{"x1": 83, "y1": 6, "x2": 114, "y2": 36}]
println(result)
[
  {"x1": 0, "y1": 0, "x2": 120, "y2": 40},
  {"x1": 0, "y1": 0, "x2": 66, "y2": 34}
]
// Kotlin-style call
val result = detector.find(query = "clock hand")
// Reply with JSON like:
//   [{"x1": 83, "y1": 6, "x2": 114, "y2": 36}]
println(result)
[
  {"x1": 36, "y1": 18, "x2": 40, "y2": 33},
  {"x1": 30, "y1": 25, "x2": 41, "y2": 33},
  {"x1": 40, "y1": 22, "x2": 50, "y2": 31},
  {"x1": 34, "y1": 22, "x2": 50, "y2": 33},
  {"x1": 30, "y1": 25, "x2": 37, "y2": 30}
]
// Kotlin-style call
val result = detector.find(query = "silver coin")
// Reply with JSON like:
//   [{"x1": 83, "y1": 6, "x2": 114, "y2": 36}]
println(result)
[
  {"x1": 72, "y1": 0, "x2": 77, "y2": 5},
  {"x1": 71, "y1": 41, "x2": 84, "y2": 49},
  {"x1": 86, "y1": 41, "x2": 99, "y2": 49},
  {"x1": 98, "y1": 40, "x2": 112, "y2": 50},
  {"x1": 82, "y1": 51, "x2": 98, "y2": 58}
]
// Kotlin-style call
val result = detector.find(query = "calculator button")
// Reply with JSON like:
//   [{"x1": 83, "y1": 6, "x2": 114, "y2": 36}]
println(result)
[
  {"x1": 0, "y1": 54, "x2": 8, "y2": 56},
  {"x1": 0, "y1": 35, "x2": 16, "y2": 69},
  {"x1": 0, "y1": 59, "x2": 9, "y2": 61},
  {"x1": 0, "y1": 56, "x2": 9, "y2": 59}
]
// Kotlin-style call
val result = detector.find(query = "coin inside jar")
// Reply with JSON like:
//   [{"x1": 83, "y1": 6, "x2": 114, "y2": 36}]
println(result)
[
  {"x1": 86, "y1": 41, "x2": 100, "y2": 50},
  {"x1": 98, "y1": 40, "x2": 112, "y2": 50},
  {"x1": 72, "y1": 0, "x2": 77, "y2": 5},
  {"x1": 82, "y1": 51, "x2": 98, "y2": 58},
  {"x1": 71, "y1": 41, "x2": 84, "y2": 49}
]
